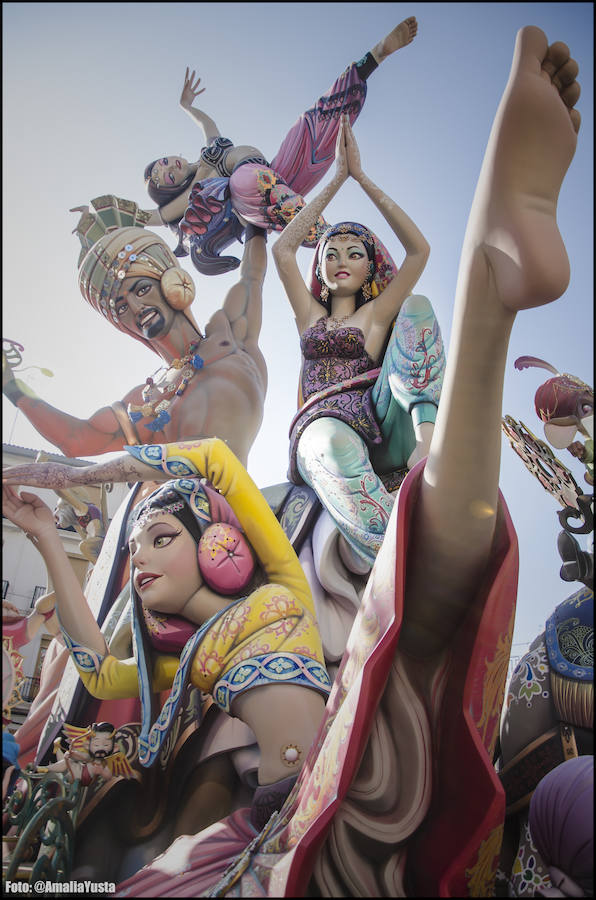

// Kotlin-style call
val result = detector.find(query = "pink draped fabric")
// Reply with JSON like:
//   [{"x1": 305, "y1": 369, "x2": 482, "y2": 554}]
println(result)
[
  {"x1": 269, "y1": 63, "x2": 366, "y2": 195},
  {"x1": 227, "y1": 63, "x2": 367, "y2": 234}
]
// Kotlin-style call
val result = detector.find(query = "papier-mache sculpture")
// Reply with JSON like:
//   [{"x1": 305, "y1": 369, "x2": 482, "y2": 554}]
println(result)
[{"x1": 3, "y1": 23, "x2": 583, "y2": 896}]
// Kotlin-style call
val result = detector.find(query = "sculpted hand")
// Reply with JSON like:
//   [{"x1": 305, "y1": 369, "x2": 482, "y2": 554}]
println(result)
[
  {"x1": 34, "y1": 590, "x2": 57, "y2": 615},
  {"x1": 2, "y1": 600, "x2": 22, "y2": 618},
  {"x1": 180, "y1": 68, "x2": 206, "y2": 110},
  {"x1": 344, "y1": 118, "x2": 364, "y2": 181},
  {"x1": 2, "y1": 349, "x2": 17, "y2": 391},
  {"x1": 2, "y1": 485, "x2": 57, "y2": 541}
]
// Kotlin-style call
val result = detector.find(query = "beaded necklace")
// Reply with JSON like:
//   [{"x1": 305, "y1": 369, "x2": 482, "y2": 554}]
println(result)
[{"x1": 127, "y1": 338, "x2": 232, "y2": 433}]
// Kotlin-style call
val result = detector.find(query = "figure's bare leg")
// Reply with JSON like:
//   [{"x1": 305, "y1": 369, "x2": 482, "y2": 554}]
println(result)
[
  {"x1": 401, "y1": 27, "x2": 581, "y2": 657},
  {"x1": 371, "y1": 16, "x2": 418, "y2": 64}
]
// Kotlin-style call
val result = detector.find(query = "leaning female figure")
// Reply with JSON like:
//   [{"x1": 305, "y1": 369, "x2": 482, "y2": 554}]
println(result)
[
  {"x1": 142, "y1": 19, "x2": 418, "y2": 275},
  {"x1": 2, "y1": 439, "x2": 331, "y2": 830}
]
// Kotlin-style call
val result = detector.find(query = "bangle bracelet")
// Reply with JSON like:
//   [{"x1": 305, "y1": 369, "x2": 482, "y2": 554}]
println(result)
[{"x1": 244, "y1": 223, "x2": 267, "y2": 243}]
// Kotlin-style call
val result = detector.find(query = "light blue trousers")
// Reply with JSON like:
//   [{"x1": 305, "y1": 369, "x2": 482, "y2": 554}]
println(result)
[{"x1": 297, "y1": 295, "x2": 445, "y2": 566}]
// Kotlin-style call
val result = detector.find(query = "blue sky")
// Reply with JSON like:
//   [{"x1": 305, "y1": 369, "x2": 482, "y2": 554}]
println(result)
[{"x1": 3, "y1": 3, "x2": 593, "y2": 654}]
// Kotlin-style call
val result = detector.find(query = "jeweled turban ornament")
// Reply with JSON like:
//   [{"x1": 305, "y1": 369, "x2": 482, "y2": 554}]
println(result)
[{"x1": 74, "y1": 195, "x2": 200, "y2": 351}]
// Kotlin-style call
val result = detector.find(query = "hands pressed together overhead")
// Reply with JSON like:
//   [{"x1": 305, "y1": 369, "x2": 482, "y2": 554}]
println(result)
[{"x1": 334, "y1": 115, "x2": 365, "y2": 185}]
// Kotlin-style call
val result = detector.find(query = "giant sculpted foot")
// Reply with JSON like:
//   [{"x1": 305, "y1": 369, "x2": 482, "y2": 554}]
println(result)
[{"x1": 468, "y1": 26, "x2": 581, "y2": 312}]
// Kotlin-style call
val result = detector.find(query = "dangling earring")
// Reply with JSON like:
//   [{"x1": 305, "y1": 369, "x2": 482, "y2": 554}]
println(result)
[
  {"x1": 316, "y1": 264, "x2": 329, "y2": 303},
  {"x1": 361, "y1": 262, "x2": 374, "y2": 302}
]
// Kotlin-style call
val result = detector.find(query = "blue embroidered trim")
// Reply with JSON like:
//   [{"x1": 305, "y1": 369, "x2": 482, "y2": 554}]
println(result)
[
  {"x1": 61, "y1": 629, "x2": 105, "y2": 675},
  {"x1": 134, "y1": 598, "x2": 238, "y2": 768},
  {"x1": 545, "y1": 586, "x2": 593, "y2": 681},
  {"x1": 125, "y1": 443, "x2": 199, "y2": 478},
  {"x1": 213, "y1": 652, "x2": 332, "y2": 714}
]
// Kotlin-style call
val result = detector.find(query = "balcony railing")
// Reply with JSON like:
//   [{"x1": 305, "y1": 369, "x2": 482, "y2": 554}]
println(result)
[{"x1": 18, "y1": 676, "x2": 41, "y2": 702}]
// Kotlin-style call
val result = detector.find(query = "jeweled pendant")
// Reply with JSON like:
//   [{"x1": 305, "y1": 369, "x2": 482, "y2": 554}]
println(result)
[{"x1": 145, "y1": 410, "x2": 171, "y2": 431}]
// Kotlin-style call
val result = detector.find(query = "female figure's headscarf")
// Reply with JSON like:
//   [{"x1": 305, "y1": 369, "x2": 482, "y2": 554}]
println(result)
[
  {"x1": 74, "y1": 196, "x2": 200, "y2": 353},
  {"x1": 308, "y1": 221, "x2": 398, "y2": 313}
]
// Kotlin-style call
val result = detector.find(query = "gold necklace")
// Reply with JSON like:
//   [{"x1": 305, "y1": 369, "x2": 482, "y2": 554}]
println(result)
[{"x1": 326, "y1": 313, "x2": 352, "y2": 331}]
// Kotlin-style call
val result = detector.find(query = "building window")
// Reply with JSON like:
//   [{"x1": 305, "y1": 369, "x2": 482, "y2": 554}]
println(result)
[
  {"x1": 1, "y1": 580, "x2": 8, "y2": 599},
  {"x1": 31, "y1": 585, "x2": 47, "y2": 605}
]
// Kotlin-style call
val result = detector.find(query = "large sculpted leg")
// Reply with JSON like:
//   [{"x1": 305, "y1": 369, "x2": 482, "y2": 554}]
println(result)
[{"x1": 402, "y1": 26, "x2": 581, "y2": 657}]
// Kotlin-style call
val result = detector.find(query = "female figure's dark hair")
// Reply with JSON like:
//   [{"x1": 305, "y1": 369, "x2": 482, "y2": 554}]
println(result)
[{"x1": 144, "y1": 159, "x2": 196, "y2": 208}]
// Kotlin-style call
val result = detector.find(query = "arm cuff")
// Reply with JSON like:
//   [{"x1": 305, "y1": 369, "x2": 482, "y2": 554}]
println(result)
[
  {"x1": 410, "y1": 401, "x2": 438, "y2": 428},
  {"x1": 61, "y1": 627, "x2": 106, "y2": 675}
]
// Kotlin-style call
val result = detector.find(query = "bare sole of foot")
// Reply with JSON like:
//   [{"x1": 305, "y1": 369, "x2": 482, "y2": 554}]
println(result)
[
  {"x1": 372, "y1": 16, "x2": 418, "y2": 64},
  {"x1": 467, "y1": 25, "x2": 581, "y2": 312}
]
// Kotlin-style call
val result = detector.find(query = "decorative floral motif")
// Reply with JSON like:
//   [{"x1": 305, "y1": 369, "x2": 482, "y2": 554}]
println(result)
[
  {"x1": 214, "y1": 653, "x2": 331, "y2": 713},
  {"x1": 502, "y1": 416, "x2": 582, "y2": 510},
  {"x1": 475, "y1": 606, "x2": 515, "y2": 752},
  {"x1": 261, "y1": 593, "x2": 300, "y2": 622},
  {"x1": 61, "y1": 631, "x2": 105, "y2": 675},
  {"x1": 254, "y1": 169, "x2": 327, "y2": 246},
  {"x1": 510, "y1": 817, "x2": 552, "y2": 896},
  {"x1": 354, "y1": 472, "x2": 392, "y2": 532},
  {"x1": 506, "y1": 638, "x2": 550, "y2": 709},
  {"x1": 545, "y1": 588, "x2": 594, "y2": 681},
  {"x1": 557, "y1": 617, "x2": 593, "y2": 667},
  {"x1": 408, "y1": 327, "x2": 437, "y2": 391}
]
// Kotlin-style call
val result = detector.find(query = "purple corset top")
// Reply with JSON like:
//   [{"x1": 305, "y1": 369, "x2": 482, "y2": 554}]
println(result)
[
  {"x1": 301, "y1": 317, "x2": 368, "y2": 360},
  {"x1": 300, "y1": 318, "x2": 375, "y2": 402}
]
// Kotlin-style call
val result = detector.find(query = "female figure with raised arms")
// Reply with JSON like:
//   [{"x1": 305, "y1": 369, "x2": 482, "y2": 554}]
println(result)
[{"x1": 273, "y1": 116, "x2": 445, "y2": 569}]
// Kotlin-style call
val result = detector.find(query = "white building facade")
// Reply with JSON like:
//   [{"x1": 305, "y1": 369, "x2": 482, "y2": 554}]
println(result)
[{"x1": 2, "y1": 443, "x2": 130, "y2": 724}]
